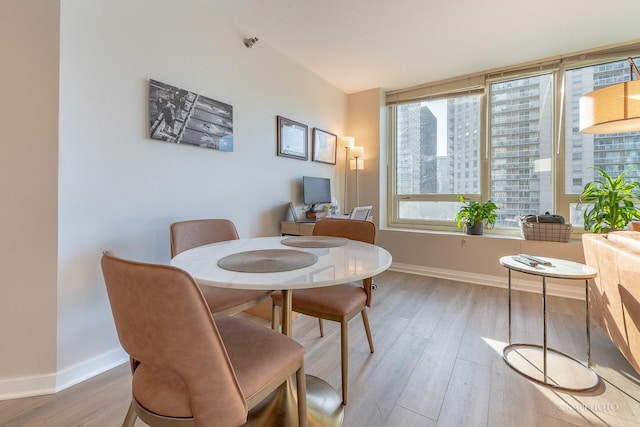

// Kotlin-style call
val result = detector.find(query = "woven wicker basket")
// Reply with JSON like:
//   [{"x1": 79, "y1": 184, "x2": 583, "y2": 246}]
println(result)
[{"x1": 520, "y1": 222, "x2": 572, "y2": 242}]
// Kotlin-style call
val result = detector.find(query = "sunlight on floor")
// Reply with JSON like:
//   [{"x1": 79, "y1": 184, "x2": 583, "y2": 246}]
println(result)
[{"x1": 481, "y1": 336, "x2": 640, "y2": 425}]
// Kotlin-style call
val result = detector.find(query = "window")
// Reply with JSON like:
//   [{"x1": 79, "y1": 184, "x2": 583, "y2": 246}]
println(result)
[
  {"x1": 564, "y1": 58, "x2": 640, "y2": 225},
  {"x1": 387, "y1": 45, "x2": 640, "y2": 234},
  {"x1": 393, "y1": 95, "x2": 482, "y2": 224},
  {"x1": 490, "y1": 74, "x2": 553, "y2": 227}
]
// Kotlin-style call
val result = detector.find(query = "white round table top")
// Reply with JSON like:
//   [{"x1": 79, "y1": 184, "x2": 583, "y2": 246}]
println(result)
[
  {"x1": 499, "y1": 255, "x2": 597, "y2": 279},
  {"x1": 170, "y1": 236, "x2": 393, "y2": 290}
]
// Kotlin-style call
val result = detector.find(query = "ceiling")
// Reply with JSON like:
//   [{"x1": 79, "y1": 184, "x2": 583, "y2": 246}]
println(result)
[{"x1": 204, "y1": 0, "x2": 640, "y2": 94}]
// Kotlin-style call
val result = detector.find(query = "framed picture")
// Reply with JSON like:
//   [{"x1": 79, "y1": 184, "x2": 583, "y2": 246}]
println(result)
[
  {"x1": 349, "y1": 205, "x2": 372, "y2": 220},
  {"x1": 149, "y1": 79, "x2": 233, "y2": 151},
  {"x1": 312, "y1": 128, "x2": 337, "y2": 165},
  {"x1": 277, "y1": 116, "x2": 308, "y2": 160}
]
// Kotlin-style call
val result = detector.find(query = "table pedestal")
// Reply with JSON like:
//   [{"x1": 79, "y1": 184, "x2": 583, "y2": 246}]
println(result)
[
  {"x1": 243, "y1": 289, "x2": 344, "y2": 426},
  {"x1": 244, "y1": 375, "x2": 344, "y2": 427}
]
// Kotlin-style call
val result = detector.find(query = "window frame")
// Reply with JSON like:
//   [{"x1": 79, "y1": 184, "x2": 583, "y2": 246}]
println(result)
[
  {"x1": 386, "y1": 42, "x2": 640, "y2": 236},
  {"x1": 387, "y1": 91, "x2": 488, "y2": 232},
  {"x1": 487, "y1": 69, "x2": 559, "y2": 233}
]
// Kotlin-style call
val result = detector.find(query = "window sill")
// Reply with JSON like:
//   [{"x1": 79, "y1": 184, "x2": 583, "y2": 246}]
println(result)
[{"x1": 380, "y1": 224, "x2": 584, "y2": 244}]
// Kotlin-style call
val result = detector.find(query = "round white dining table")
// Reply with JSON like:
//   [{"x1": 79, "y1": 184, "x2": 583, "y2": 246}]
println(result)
[
  {"x1": 170, "y1": 235, "x2": 392, "y2": 427},
  {"x1": 170, "y1": 236, "x2": 391, "y2": 286},
  {"x1": 171, "y1": 236, "x2": 392, "y2": 333}
]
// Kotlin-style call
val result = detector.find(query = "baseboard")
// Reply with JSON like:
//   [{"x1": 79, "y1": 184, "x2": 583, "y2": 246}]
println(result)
[
  {"x1": 389, "y1": 262, "x2": 586, "y2": 300},
  {"x1": 55, "y1": 348, "x2": 128, "y2": 392},
  {"x1": 0, "y1": 372, "x2": 56, "y2": 401},
  {"x1": 0, "y1": 348, "x2": 128, "y2": 401}
]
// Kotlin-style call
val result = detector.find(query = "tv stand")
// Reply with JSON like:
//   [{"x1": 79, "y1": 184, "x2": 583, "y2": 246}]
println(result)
[
  {"x1": 281, "y1": 221, "x2": 316, "y2": 236},
  {"x1": 281, "y1": 214, "x2": 373, "y2": 236}
]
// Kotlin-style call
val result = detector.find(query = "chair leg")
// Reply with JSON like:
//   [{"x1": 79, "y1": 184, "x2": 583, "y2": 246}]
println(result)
[
  {"x1": 271, "y1": 303, "x2": 280, "y2": 331},
  {"x1": 296, "y1": 365, "x2": 308, "y2": 427},
  {"x1": 122, "y1": 401, "x2": 137, "y2": 427},
  {"x1": 318, "y1": 318, "x2": 324, "y2": 337},
  {"x1": 340, "y1": 320, "x2": 348, "y2": 405},
  {"x1": 361, "y1": 309, "x2": 374, "y2": 353}
]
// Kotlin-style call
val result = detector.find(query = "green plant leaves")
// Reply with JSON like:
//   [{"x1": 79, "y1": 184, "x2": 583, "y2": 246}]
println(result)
[
  {"x1": 580, "y1": 167, "x2": 640, "y2": 233},
  {"x1": 455, "y1": 196, "x2": 498, "y2": 230}
]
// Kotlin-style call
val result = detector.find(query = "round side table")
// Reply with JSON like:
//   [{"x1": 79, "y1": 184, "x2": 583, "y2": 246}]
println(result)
[{"x1": 500, "y1": 255, "x2": 600, "y2": 392}]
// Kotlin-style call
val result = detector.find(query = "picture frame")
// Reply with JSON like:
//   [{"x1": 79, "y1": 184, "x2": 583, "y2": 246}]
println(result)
[
  {"x1": 312, "y1": 128, "x2": 337, "y2": 165},
  {"x1": 349, "y1": 205, "x2": 372, "y2": 220},
  {"x1": 277, "y1": 116, "x2": 308, "y2": 160},
  {"x1": 149, "y1": 79, "x2": 233, "y2": 151}
]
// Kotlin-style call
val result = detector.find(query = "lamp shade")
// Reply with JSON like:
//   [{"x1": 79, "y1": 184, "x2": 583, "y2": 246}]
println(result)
[
  {"x1": 341, "y1": 136, "x2": 355, "y2": 148},
  {"x1": 579, "y1": 80, "x2": 640, "y2": 134},
  {"x1": 349, "y1": 159, "x2": 364, "y2": 170},
  {"x1": 351, "y1": 146, "x2": 364, "y2": 158}
]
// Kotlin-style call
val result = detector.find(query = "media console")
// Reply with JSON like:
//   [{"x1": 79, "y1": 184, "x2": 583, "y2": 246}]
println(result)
[
  {"x1": 280, "y1": 220, "x2": 316, "y2": 236},
  {"x1": 281, "y1": 215, "x2": 372, "y2": 236}
]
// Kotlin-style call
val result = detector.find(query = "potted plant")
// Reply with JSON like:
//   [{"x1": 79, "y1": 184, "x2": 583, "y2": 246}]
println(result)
[
  {"x1": 455, "y1": 195, "x2": 498, "y2": 235},
  {"x1": 580, "y1": 167, "x2": 640, "y2": 233}
]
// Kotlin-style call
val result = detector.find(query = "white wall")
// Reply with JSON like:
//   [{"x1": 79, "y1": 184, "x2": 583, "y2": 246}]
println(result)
[
  {"x1": 344, "y1": 89, "x2": 385, "y2": 219},
  {"x1": 1, "y1": 0, "x2": 347, "y2": 398}
]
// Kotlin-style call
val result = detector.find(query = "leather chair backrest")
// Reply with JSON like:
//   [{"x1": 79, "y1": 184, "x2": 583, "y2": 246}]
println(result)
[
  {"x1": 313, "y1": 219, "x2": 376, "y2": 306},
  {"x1": 313, "y1": 218, "x2": 375, "y2": 244},
  {"x1": 170, "y1": 219, "x2": 239, "y2": 257},
  {"x1": 101, "y1": 251, "x2": 247, "y2": 426}
]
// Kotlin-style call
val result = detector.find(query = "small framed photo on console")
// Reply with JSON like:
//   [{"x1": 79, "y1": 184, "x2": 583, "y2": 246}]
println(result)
[
  {"x1": 312, "y1": 128, "x2": 337, "y2": 165},
  {"x1": 350, "y1": 205, "x2": 372, "y2": 220}
]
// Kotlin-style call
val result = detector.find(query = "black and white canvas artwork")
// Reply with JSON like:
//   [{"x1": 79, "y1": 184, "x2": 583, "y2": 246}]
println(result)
[{"x1": 149, "y1": 79, "x2": 233, "y2": 151}]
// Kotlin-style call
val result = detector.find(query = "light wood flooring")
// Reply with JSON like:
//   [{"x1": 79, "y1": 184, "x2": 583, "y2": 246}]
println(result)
[{"x1": 2, "y1": 270, "x2": 640, "y2": 426}]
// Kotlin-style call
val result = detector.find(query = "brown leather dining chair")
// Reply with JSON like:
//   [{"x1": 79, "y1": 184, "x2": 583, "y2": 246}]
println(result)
[
  {"x1": 271, "y1": 218, "x2": 376, "y2": 405},
  {"x1": 170, "y1": 219, "x2": 272, "y2": 317},
  {"x1": 101, "y1": 251, "x2": 307, "y2": 427}
]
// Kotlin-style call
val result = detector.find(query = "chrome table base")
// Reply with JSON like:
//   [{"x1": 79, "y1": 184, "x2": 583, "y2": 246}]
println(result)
[
  {"x1": 504, "y1": 267, "x2": 601, "y2": 392},
  {"x1": 244, "y1": 375, "x2": 344, "y2": 427},
  {"x1": 244, "y1": 290, "x2": 344, "y2": 426},
  {"x1": 503, "y1": 343, "x2": 600, "y2": 392}
]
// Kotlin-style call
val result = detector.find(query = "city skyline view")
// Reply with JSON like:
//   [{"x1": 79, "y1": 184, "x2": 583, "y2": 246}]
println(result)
[{"x1": 394, "y1": 56, "x2": 640, "y2": 229}]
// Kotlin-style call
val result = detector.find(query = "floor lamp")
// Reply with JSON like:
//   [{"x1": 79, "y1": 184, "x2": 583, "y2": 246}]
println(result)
[
  {"x1": 341, "y1": 136, "x2": 355, "y2": 213},
  {"x1": 350, "y1": 146, "x2": 364, "y2": 208}
]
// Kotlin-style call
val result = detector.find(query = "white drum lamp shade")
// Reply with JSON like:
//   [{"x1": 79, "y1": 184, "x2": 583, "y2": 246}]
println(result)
[{"x1": 580, "y1": 79, "x2": 640, "y2": 134}]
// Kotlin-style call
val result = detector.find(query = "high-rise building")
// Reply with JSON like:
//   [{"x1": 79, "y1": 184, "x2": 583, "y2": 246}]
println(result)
[
  {"x1": 446, "y1": 97, "x2": 481, "y2": 195},
  {"x1": 564, "y1": 66, "x2": 595, "y2": 194},
  {"x1": 419, "y1": 106, "x2": 437, "y2": 193},
  {"x1": 489, "y1": 76, "x2": 553, "y2": 226},
  {"x1": 396, "y1": 103, "x2": 438, "y2": 195}
]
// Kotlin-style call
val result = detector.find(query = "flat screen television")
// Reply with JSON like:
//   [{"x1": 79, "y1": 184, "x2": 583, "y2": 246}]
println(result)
[{"x1": 303, "y1": 176, "x2": 331, "y2": 212}]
